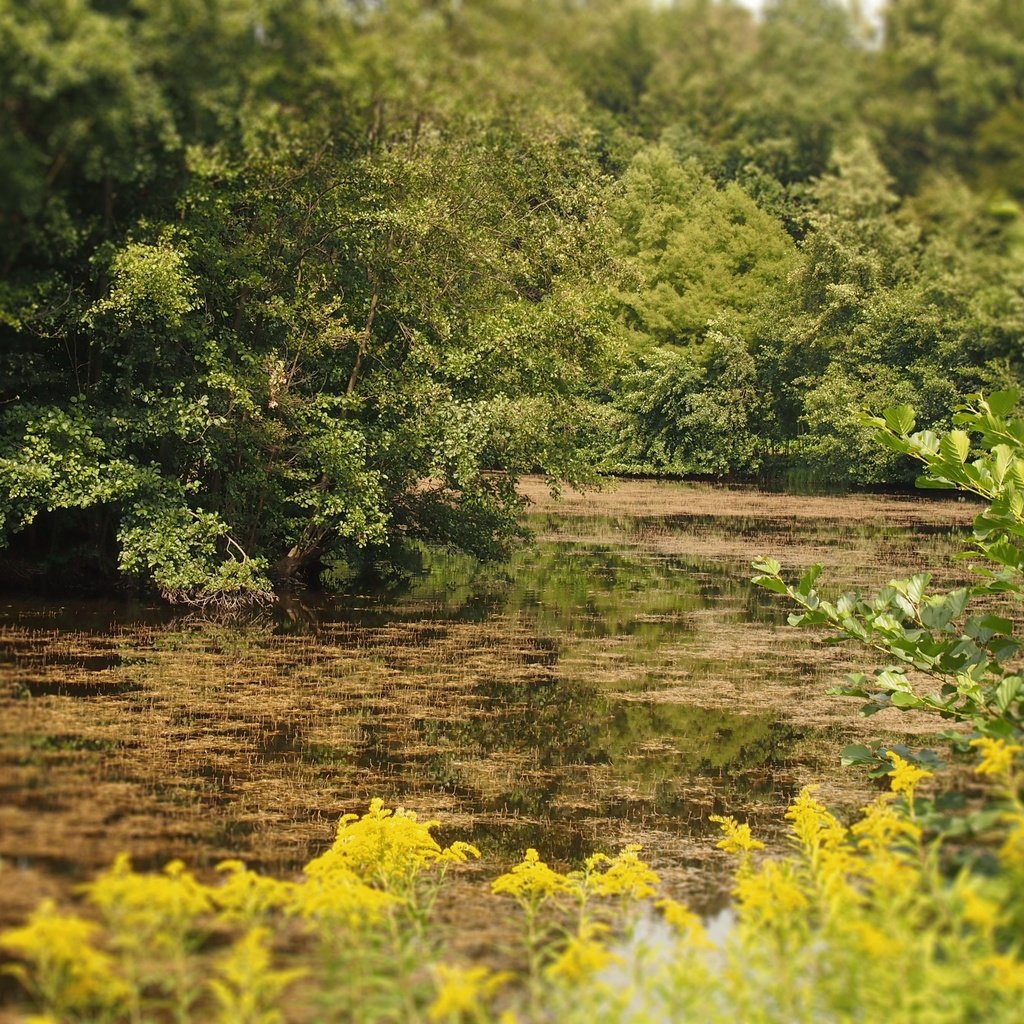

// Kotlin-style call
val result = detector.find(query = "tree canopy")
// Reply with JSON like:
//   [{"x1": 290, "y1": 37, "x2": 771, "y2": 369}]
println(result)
[{"x1": 2, "y1": 0, "x2": 1023, "y2": 600}]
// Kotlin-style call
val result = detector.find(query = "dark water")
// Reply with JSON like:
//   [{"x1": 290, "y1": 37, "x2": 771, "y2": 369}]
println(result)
[{"x1": 0, "y1": 482, "x2": 973, "y2": 922}]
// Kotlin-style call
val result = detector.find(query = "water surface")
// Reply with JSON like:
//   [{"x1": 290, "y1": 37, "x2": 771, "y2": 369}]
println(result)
[{"x1": 0, "y1": 480, "x2": 975, "y2": 925}]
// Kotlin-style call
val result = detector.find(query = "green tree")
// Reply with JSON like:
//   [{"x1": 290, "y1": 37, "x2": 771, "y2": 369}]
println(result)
[
  {"x1": 613, "y1": 144, "x2": 801, "y2": 346},
  {"x1": 0, "y1": 0, "x2": 615, "y2": 603}
]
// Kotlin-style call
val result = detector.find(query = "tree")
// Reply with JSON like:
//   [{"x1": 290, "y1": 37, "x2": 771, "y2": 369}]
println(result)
[
  {"x1": 613, "y1": 144, "x2": 801, "y2": 347},
  {"x1": 0, "y1": 0, "x2": 615, "y2": 603}
]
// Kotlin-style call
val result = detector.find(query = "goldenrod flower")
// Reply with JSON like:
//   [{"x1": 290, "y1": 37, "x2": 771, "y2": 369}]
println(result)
[
  {"x1": 848, "y1": 920, "x2": 889, "y2": 959},
  {"x1": 313, "y1": 798, "x2": 479, "y2": 891},
  {"x1": 288, "y1": 863, "x2": 398, "y2": 929},
  {"x1": 440, "y1": 840, "x2": 483, "y2": 865},
  {"x1": 733, "y1": 861, "x2": 808, "y2": 925},
  {"x1": 546, "y1": 922, "x2": 622, "y2": 983},
  {"x1": 971, "y1": 737, "x2": 1023, "y2": 778},
  {"x1": 851, "y1": 795, "x2": 920, "y2": 857},
  {"x1": 81, "y1": 854, "x2": 212, "y2": 951},
  {"x1": 1, "y1": 900, "x2": 128, "y2": 1013},
  {"x1": 960, "y1": 887, "x2": 1002, "y2": 935},
  {"x1": 427, "y1": 964, "x2": 510, "y2": 1021},
  {"x1": 999, "y1": 821, "x2": 1024, "y2": 869},
  {"x1": 213, "y1": 861, "x2": 293, "y2": 923},
  {"x1": 571, "y1": 844, "x2": 659, "y2": 901},
  {"x1": 786, "y1": 786, "x2": 848, "y2": 856},
  {"x1": 981, "y1": 953, "x2": 1024, "y2": 993},
  {"x1": 710, "y1": 815, "x2": 765, "y2": 856},
  {"x1": 491, "y1": 848, "x2": 571, "y2": 906},
  {"x1": 208, "y1": 926, "x2": 305, "y2": 1024},
  {"x1": 886, "y1": 751, "x2": 932, "y2": 799},
  {"x1": 657, "y1": 898, "x2": 713, "y2": 949}
]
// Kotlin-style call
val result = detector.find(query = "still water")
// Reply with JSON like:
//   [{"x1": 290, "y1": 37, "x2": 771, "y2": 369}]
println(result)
[{"x1": 0, "y1": 480, "x2": 974, "y2": 925}]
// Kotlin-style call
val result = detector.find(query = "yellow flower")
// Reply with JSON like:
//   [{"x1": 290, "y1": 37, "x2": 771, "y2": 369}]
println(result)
[
  {"x1": 734, "y1": 860, "x2": 808, "y2": 925},
  {"x1": 571, "y1": 844, "x2": 660, "y2": 901},
  {"x1": 981, "y1": 953, "x2": 1024, "y2": 993},
  {"x1": 208, "y1": 926, "x2": 306, "y2": 1024},
  {"x1": 81, "y1": 854, "x2": 212, "y2": 948},
  {"x1": 960, "y1": 887, "x2": 1002, "y2": 935},
  {"x1": 427, "y1": 964, "x2": 510, "y2": 1021},
  {"x1": 999, "y1": 819, "x2": 1024, "y2": 869},
  {"x1": 709, "y1": 815, "x2": 765, "y2": 856},
  {"x1": 213, "y1": 861, "x2": 293, "y2": 923},
  {"x1": 288, "y1": 863, "x2": 399, "y2": 930},
  {"x1": 971, "y1": 737, "x2": 1023, "y2": 778},
  {"x1": 546, "y1": 922, "x2": 622, "y2": 984},
  {"x1": 850, "y1": 795, "x2": 920, "y2": 858},
  {"x1": 849, "y1": 920, "x2": 890, "y2": 960},
  {"x1": 1, "y1": 900, "x2": 128, "y2": 1012},
  {"x1": 886, "y1": 752, "x2": 932, "y2": 799},
  {"x1": 440, "y1": 841, "x2": 483, "y2": 865},
  {"x1": 785, "y1": 786, "x2": 847, "y2": 857},
  {"x1": 311, "y1": 798, "x2": 479, "y2": 891},
  {"x1": 657, "y1": 898, "x2": 713, "y2": 949},
  {"x1": 848, "y1": 795, "x2": 922, "y2": 896},
  {"x1": 491, "y1": 849, "x2": 571, "y2": 906}
]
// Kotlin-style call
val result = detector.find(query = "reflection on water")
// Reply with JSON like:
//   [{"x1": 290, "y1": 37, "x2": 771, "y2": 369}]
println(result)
[{"x1": 0, "y1": 481, "x2": 972, "y2": 923}]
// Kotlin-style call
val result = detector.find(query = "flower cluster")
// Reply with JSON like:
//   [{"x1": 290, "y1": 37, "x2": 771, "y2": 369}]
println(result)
[{"x1": 3, "y1": 788, "x2": 1024, "y2": 1023}]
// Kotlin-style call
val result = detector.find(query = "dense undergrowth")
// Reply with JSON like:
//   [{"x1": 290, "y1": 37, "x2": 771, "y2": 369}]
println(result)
[{"x1": 6, "y1": 392, "x2": 1024, "y2": 1022}]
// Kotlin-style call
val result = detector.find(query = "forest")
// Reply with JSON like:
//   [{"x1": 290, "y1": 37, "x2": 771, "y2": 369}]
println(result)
[{"x1": 3, "y1": 0, "x2": 1024, "y2": 603}]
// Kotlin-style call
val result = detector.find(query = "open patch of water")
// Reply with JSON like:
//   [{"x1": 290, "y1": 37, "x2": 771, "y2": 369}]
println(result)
[{"x1": 0, "y1": 480, "x2": 973, "y2": 925}]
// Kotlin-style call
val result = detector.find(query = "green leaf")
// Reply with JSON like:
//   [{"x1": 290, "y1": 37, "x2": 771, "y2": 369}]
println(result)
[
  {"x1": 890, "y1": 691, "x2": 922, "y2": 708},
  {"x1": 995, "y1": 676, "x2": 1022, "y2": 713},
  {"x1": 883, "y1": 404, "x2": 916, "y2": 436},
  {"x1": 985, "y1": 390, "x2": 1019, "y2": 418},
  {"x1": 797, "y1": 564, "x2": 823, "y2": 596},
  {"x1": 876, "y1": 669, "x2": 911, "y2": 692},
  {"x1": 915, "y1": 474, "x2": 956, "y2": 490},
  {"x1": 939, "y1": 430, "x2": 971, "y2": 464},
  {"x1": 840, "y1": 744, "x2": 876, "y2": 767},
  {"x1": 905, "y1": 573, "x2": 930, "y2": 605},
  {"x1": 751, "y1": 556, "x2": 781, "y2": 576},
  {"x1": 752, "y1": 575, "x2": 788, "y2": 595},
  {"x1": 979, "y1": 613, "x2": 1013, "y2": 636}
]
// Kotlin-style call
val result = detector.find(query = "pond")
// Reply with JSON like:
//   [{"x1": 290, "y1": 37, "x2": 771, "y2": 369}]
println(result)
[{"x1": 0, "y1": 479, "x2": 975, "y2": 931}]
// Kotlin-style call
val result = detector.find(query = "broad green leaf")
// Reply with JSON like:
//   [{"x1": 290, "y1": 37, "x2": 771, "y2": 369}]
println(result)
[
  {"x1": 985, "y1": 389, "x2": 1019, "y2": 418},
  {"x1": 890, "y1": 691, "x2": 922, "y2": 708},
  {"x1": 939, "y1": 430, "x2": 971, "y2": 464},
  {"x1": 883, "y1": 404, "x2": 916, "y2": 436},
  {"x1": 915, "y1": 474, "x2": 955, "y2": 490},
  {"x1": 995, "y1": 676, "x2": 1022, "y2": 713},
  {"x1": 840, "y1": 744, "x2": 875, "y2": 767},
  {"x1": 797, "y1": 564, "x2": 823, "y2": 596},
  {"x1": 752, "y1": 556, "x2": 781, "y2": 576},
  {"x1": 876, "y1": 669, "x2": 911, "y2": 692},
  {"x1": 752, "y1": 575, "x2": 788, "y2": 595}
]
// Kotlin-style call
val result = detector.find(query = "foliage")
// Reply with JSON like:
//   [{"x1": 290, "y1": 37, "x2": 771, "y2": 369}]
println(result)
[
  {"x1": 4, "y1": 0, "x2": 1024, "y2": 597},
  {"x1": 0, "y1": 0, "x2": 613, "y2": 603},
  {"x1": 603, "y1": 334, "x2": 764, "y2": 476},
  {"x1": 753, "y1": 392, "x2": 1024, "y2": 765}
]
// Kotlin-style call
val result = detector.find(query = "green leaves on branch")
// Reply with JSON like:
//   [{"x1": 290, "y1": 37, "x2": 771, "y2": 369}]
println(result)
[
  {"x1": 752, "y1": 558, "x2": 1021, "y2": 733},
  {"x1": 859, "y1": 390, "x2": 1024, "y2": 576},
  {"x1": 755, "y1": 391, "x2": 1024, "y2": 754}
]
